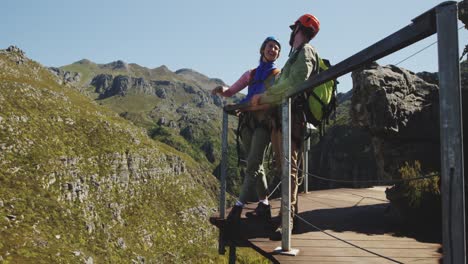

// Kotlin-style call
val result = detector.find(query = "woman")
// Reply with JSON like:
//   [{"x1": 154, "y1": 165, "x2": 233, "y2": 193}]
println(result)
[{"x1": 211, "y1": 36, "x2": 281, "y2": 235}]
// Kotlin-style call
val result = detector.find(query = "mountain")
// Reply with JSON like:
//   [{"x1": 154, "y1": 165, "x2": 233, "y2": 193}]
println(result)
[
  {"x1": 0, "y1": 46, "x2": 229, "y2": 263},
  {"x1": 56, "y1": 59, "x2": 246, "y2": 195},
  {"x1": 175, "y1": 68, "x2": 225, "y2": 91}
]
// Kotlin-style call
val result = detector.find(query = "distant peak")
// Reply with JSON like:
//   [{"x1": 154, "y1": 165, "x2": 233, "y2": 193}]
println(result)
[
  {"x1": 156, "y1": 65, "x2": 170, "y2": 71},
  {"x1": 74, "y1": 59, "x2": 94, "y2": 65},
  {"x1": 175, "y1": 68, "x2": 195, "y2": 74},
  {"x1": 2, "y1": 45, "x2": 28, "y2": 65},
  {"x1": 175, "y1": 68, "x2": 207, "y2": 78},
  {"x1": 153, "y1": 65, "x2": 172, "y2": 74},
  {"x1": 105, "y1": 60, "x2": 129, "y2": 70},
  {"x1": 5, "y1": 45, "x2": 25, "y2": 56}
]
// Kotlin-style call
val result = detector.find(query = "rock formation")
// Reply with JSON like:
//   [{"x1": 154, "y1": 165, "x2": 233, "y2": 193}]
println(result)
[
  {"x1": 309, "y1": 62, "x2": 443, "y2": 189},
  {"x1": 351, "y1": 62, "x2": 440, "y2": 179}
]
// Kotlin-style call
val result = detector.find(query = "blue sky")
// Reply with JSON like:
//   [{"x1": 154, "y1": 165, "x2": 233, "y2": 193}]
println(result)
[{"x1": 1, "y1": 0, "x2": 466, "y2": 93}]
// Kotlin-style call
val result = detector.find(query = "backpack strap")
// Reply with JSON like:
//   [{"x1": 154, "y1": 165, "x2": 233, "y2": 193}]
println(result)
[
  {"x1": 287, "y1": 44, "x2": 305, "y2": 65},
  {"x1": 270, "y1": 68, "x2": 280, "y2": 76},
  {"x1": 248, "y1": 68, "x2": 257, "y2": 86}
]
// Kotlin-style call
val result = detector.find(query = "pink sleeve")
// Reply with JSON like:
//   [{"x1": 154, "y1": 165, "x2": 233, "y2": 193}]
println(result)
[{"x1": 222, "y1": 70, "x2": 252, "y2": 97}]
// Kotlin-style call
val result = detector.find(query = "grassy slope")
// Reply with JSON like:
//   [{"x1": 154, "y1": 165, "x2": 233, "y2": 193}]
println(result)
[
  {"x1": 0, "y1": 48, "x2": 267, "y2": 263},
  {"x1": 0, "y1": 49, "x2": 231, "y2": 263}
]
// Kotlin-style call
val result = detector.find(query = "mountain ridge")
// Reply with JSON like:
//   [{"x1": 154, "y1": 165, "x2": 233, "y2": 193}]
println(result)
[
  {"x1": 57, "y1": 55, "x2": 246, "y2": 196},
  {"x1": 62, "y1": 58, "x2": 227, "y2": 91}
]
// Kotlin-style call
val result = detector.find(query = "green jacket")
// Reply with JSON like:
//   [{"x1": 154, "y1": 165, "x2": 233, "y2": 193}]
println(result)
[{"x1": 261, "y1": 43, "x2": 318, "y2": 105}]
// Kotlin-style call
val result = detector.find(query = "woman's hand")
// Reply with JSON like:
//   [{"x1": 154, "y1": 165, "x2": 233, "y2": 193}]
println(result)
[{"x1": 211, "y1": 86, "x2": 225, "y2": 95}]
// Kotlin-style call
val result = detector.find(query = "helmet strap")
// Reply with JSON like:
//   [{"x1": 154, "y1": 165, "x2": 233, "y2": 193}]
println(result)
[
  {"x1": 289, "y1": 23, "x2": 303, "y2": 47},
  {"x1": 289, "y1": 29, "x2": 296, "y2": 47}
]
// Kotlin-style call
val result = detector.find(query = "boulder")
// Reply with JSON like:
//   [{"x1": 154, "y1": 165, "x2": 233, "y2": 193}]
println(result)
[{"x1": 350, "y1": 62, "x2": 440, "y2": 178}]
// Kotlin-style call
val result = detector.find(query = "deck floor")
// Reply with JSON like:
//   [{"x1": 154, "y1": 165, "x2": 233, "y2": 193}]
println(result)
[{"x1": 210, "y1": 187, "x2": 442, "y2": 263}]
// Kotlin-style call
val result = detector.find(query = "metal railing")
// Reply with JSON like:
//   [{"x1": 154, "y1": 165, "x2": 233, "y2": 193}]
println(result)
[{"x1": 218, "y1": 1, "x2": 464, "y2": 262}]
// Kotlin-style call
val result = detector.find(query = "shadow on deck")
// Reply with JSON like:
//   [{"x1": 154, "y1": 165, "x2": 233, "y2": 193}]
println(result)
[{"x1": 210, "y1": 187, "x2": 442, "y2": 264}]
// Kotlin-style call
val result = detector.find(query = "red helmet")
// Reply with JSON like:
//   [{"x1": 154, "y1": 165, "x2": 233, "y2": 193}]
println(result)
[{"x1": 290, "y1": 14, "x2": 320, "y2": 37}]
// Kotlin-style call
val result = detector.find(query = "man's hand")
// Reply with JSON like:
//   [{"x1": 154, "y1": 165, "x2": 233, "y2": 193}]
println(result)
[{"x1": 250, "y1": 94, "x2": 262, "y2": 106}]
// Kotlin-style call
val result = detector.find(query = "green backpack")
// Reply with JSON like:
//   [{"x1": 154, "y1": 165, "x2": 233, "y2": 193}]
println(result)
[{"x1": 297, "y1": 55, "x2": 337, "y2": 134}]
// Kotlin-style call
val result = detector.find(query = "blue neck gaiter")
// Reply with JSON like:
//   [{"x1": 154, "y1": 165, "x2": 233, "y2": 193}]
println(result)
[{"x1": 241, "y1": 60, "x2": 277, "y2": 104}]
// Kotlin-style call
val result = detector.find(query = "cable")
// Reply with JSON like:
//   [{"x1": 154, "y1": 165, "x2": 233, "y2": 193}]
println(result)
[
  {"x1": 284, "y1": 157, "x2": 439, "y2": 185},
  {"x1": 294, "y1": 213, "x2": 404, "y2": 264},
  {"x1": 267, "y1": 181, "x2": 282, "y2": 199},
  {"x1": 238, "y1": 158, "x2": 282, "y2": 199},
  {"x1": 260, "y1": 158, "x2": 430, "y2": 263},
  {"x1": 395, "y1": 25, "x2": 465, "y2": 66},
  {"x1": 395, "y1": 40, "x2": 437, "y2": 66},
  {"x1": 306, "y1": 171, "x2": 437, "y2": 185}
]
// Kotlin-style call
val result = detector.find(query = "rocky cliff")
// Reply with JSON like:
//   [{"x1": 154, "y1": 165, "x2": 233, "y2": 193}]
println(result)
[
  {"x1": 308, "y1": 61, "x2": 450, "y2": 188},
  {"x1": 0, "y1": 46, "x2": 222, "y2": 263},
  {"x1": 351, "y1": 62, "x2": 440, "y2": 179}
]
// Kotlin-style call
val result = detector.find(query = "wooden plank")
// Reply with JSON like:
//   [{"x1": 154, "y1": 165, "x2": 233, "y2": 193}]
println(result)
[
  {"x1": 272, "y1": 238, "x2": 440, "y2": 249},
  {"x1": 209, "y1": 188, "x2": 442, "y2": 263},
  {"x1": 276, "y1": 256, "x2": 440, "y2": 264}
]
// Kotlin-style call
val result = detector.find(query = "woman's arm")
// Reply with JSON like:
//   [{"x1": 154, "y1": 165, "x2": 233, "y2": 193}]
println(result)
[{"x1": 211, "y1": 70, "x2": 252, "y2": 97}]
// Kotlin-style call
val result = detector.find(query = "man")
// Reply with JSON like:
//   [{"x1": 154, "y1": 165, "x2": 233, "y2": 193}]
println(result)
[{"x1": 251, "y1": 13, "x2": 321, "y2": 238}]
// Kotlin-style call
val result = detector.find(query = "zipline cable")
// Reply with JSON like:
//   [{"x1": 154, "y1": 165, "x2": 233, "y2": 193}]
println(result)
[{"x1": 395, "y1": 25, "x2": 465, "y2": 66}]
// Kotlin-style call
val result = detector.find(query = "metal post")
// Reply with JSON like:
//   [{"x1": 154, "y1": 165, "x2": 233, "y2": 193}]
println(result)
[
  {"x1": 282, "y1": 98, "x2": 292, "y2": 252},
  {"x1": 281, "y1": 98, "x2": 292, "y2": 252},
  {"x1": 218, "y1": 110, "x2": 228, "y2": 255},
  {"x1": 303, "y1": 127, "x2": 310, "y2": 193},
  {"x1": 274, "y1": 98, "x2": 299, "y2": 255},
  {"x1": 436, "y1": 3, "x2": 466, "y2": 264}
]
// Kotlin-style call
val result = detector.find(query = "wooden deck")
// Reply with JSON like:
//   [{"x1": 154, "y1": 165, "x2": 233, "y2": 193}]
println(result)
[{"x1": 210, "y1": 187, "x2": 442, "y2": 263}]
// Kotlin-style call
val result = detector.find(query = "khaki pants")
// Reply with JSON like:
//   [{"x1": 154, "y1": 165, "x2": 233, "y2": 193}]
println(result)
[
  {"x1": 271, "y1": 110, "x2": 305, "y2": 218},
  {"x1": 238, "y1": 111, "x2": 271, "y2": 204}
]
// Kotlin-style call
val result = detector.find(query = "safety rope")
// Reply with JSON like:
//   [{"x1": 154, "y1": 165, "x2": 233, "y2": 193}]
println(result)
[
  {"x1": 396, "y1": 25, "x2": 465, "y2": 66},
  {"x1": 267, "y1": 181, "x2": 282, "y2": 200},
  {"x1": 238, "y1": 158, "x2": 283, "y2": 200},
  {"x1": 285, "y1": 157, "x2": 439, "y2": 185},
  {"x1": 293, "y1": 213, "x2": 404, "y2": 264}
]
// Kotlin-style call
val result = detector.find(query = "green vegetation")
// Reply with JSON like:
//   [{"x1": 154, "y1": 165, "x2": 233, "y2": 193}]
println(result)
[
  {"x1": 0, "y1": 48, "x2": 269, "y2": 263},
  {"x1": 398, "y1": 161, "x2": 440, "y2": 208},
  {"x1": 0, "y1": 47, "x2": 273, "y2": 263},
  {"x1": 332, "y1": 98, "x2": 351, "y2": 126},
  {"x1": 386, "y1": 161, "x2": 441, "y2": 231}
]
